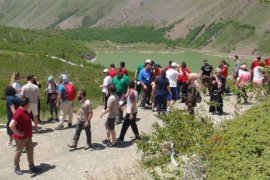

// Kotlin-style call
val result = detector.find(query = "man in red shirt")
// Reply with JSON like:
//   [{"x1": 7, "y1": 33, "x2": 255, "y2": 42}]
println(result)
[
  {"x1": 220, "y1": 60, "x2": 228, "y2": 79},
  {"x1": 119, "y1": 61, "x2": 129, "y2": 76},
  {"x1": 177, "y1": 62, "x2": 190, "y2": 102},
  {"x1": 108, "y1": 64, "x2": 117, "y2": 78},
  {"x1": 250, "y1": 56, "x2": 261, "y2": 79},
  {"x1": 9, "y1": 97, "x2": 39, "y2": 175},
  {"x1": 265, "y1": 57, "x2": 270, "y2": 66}
]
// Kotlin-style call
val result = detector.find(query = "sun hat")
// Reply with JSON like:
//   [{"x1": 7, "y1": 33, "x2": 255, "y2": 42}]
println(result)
[
  {"x1": 103, "y1": 69, "x2": 109, "y2": 73},
  {"x1": 240, "y1": 64, "x2": 247, "y2": 70}
]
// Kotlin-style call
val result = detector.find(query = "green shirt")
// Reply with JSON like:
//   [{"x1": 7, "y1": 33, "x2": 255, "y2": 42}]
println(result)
[
  {"x1": 112, "y1": 75, "x2": 130, "y2": 94},
  {"x1": 137, "y1": 64, "x2": 144, "y2": 78}
]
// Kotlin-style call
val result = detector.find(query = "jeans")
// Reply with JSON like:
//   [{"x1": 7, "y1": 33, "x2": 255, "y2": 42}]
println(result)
[
  {"x1": 140, "y1": 84, "x2": 151, "y2": 107},
  {"x1": 73, "y1": 121, "x2": 91, "y2": 145},
  {"x1": 119, "y1": 113, "x2": 139, "y2": 140},
  {"x1": 103, "y1": 92, "x2": 109, "y2": 110},
  {"x1": 59, "y1": 100, "x2": 73, "y2": 124},
  {"x1": 156, "y1": 94, "x2": 167, "y2": 112},
  {"x1": 49, "y1": 99, "x2": 58, "y2": 118},
  {"x1": 14, "y1": 137, "x2": 34, "y2": 170}
]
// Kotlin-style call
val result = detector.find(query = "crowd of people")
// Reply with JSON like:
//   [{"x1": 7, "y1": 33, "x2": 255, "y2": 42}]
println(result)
[{"x1": 4, "y1": 55, "x2": 270, "y2": 175}]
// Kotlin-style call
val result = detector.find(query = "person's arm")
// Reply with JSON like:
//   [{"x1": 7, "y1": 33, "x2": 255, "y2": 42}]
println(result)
[
  {"x1": 167, "y1": 85, "x2": 172, "y2": 97},
  {"x1": 178, "y1": 68, "x2": 183, "y2": 76},
  {"x1": 235, "y1": 77, "x2": 241, "y2": 87},
  {"x1": 200, "y1": 70, "x2": 203, "y2": 80},
  {"x1": 129, "y1": 93, "x2": 136, "y2": 120},
  {"x1": 9, "y1": 120, "x2": 24, "y2": 137},
  {"x1": 84, "y1": 104, "x2": 93, "y2": 128},
  {"x1": 139, "y1": 71, "x2": 147, "y2": 90},
  {"x1": 10, "y1": 104, "x2": 16, "y2": 114},
  {"x1": 100, "y1": 107, "x2": 111, "y2": 118},
  {"x1": 152, "y1": 82, "x2": 156, "y2": 96},
  {"x1": 134, "y1": 70, "x2": 138, "y2": 80},
  {"x1": 56, "y1": 91, "x2": 62, "y2": 108}
]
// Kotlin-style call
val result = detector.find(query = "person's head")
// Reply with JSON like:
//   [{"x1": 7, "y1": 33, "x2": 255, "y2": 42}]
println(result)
[
  {"x1": 120, "y1": 61, "x2": 125, "y2": 68},
  {"x1": 78, "y1": 89, "x2": 86, "y2": 101},
  {"x1": 27, "y1": 75, "x2": 33, "y2": 82},
  {"x1": 12, "y1": 72, "x2": 20, "y2": 81},
  {"x1": 5, "y1": 85, "x2": 16, "y2": 97},
  {"x1": 220, "y1": 59, "x2": 225, "y2": 65},
  {"x1": 234, "y1": 55, "x2": 239, "y2": 61},
  {"x1": 145, "y1": 63, "x2": 151, "y2": 70},
  {"x1": 59, "y1": 74, "x2": 68, "y2": 83},
  {"x1": 181, "y1": 62, "x2": 186, "y2": 68},
  {"x1": 169, "y1": 60, "x2": 172, "y2": 66},
  {"x1": 145, "y1": 59, "x2": 151, "y2": 64},
  {"x1": 188, "y1": 73, "x2": 198, "y2": 82},
  {"x1": 171, "y1": 62, "x2": 178, "y2": 70},
  {"x1": 48, "y1": 76, "x2": 54, "y2": 83},
  {"x1": 257, "y1": 56, "x2": 262, "y2": 62},
  {"x1": 203, "y1": 59, "x2": 208, "y2": 65},
  {"x1": 108, "y1": 84, "x2": 116, "y2": 94},
  {"x1": 110, "y1": 64, "x2": 115, "y2": 68},
  {"x1": 216, "y1": 68, "x2": 222, "y2": 77},
  {"x1": 151, "y1": 60, "x2": 155, "y2": 66},
  {"x1": 240, "y1": 64, "x2": 248, "y2": 71},
  {"x1": 128, "y1": 81, "x2": 135, "y2": 89},
  {"x1": 103, "y1": 69, "x2": 109, "y2": 76},
  {"x1": 20, "y1": 97, "x2": 30, "y2": 110},
  {"x1": 154, "y1": 64, "x2": 160, "y2": 70},
  {"x1": 161, "y1": 70, "x2": 166, "y2": 78}
]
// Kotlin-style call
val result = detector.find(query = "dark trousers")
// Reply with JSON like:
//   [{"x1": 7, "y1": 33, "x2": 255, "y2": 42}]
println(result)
[
  {"x1": 140, "y1": 84, "x2": 151, "y2": 107},
  {"x1": 49, "y1": 99, "x2": 58, "y2": 117},
  {"x1": 103, "y1": 92, "x2": 109, "y2": 110},
  {"x1": 156, "y1": 94, "x2": 167, "y2": 112},
  {"x1": 237, "y1": 87, "x2": 248, "y2": 103},
  {"x1": 136, "y1": 83, "x2": 142, "y2": 95},
  {"x1": 37, "y1": 100, "x2": 40, "y2": 120},
  {"x1": 119, "y1": 113, "x2": 139, "y2": 140},
  {"x1": 209, "y1": 92, "x2": 223, "y2": 113},
  {"x1": 177, "y1": 81, "x2": 188, "y2": 99},
  {"x1": 73, "y1": 121, "x2": 91, "y2": 145}
]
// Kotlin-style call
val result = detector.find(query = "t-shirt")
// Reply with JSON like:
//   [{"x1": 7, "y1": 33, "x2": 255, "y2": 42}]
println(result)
[
  {"x1": 47, "y1": 82, "x2": 58, "y2": 100},
  {"x1": 253, "y1": 66, "x2": 263, "y2": 80},
  {"x1": 59, "y1": 82, "x2": 69, "y2": 101},
  {"x1": 126, "y1": 90, "x2": 138, "y2": 114},
  {"x1": 201, "y1": 64, "x2": 213, "y2": 76},
  {"x1": 109, "y1": 68, "x2": 117, "y2": 78},
  {"x1": 21, "y1": 83, "x2": 40, "y2": 104},
  {"x1": 237, "y1": 71, "x2": 251, "y2": 86},
  {"x1": 102, "y1": 76, "x2": 112, "y2": 93},
  {"x1": 165, "y1": 65, "x2": 171, "y2": 71},
  {"x1": 12, "y1": 107, "x2": 32, "y2": 140},
  {"x1": 120, "y1": 68, "x2": 129, "y2": 76},
  {"x1": 233, "y1": 60, "x2": 241, "y2": 74},
  {"x1": 155, "y1": 77, "x2": 170, "y2": 96},
  {"x1": 221, "y1": 65, "x2": 228, "y2": 78},
  {"x1": 77, "y1": 99, "x2": 93, "y2": 122},
  {"x1": 138, "y1": 68, "x2": 152, "y2": 85},
  {"x1": 6, "y1": 96, "x2": 21, "y2": 122},
  {"x1": 137, "y1": 64, "x2": 145, "y2": 78},
  {"x1": 265, "y1": 58, "x2": 270, "y2": 66},
  {"x1": 178, "y1": 67, "x2": 190, "y2": 82},
  {"x1": 251, "y1": 60, "x2": 259, "y2": 73},
  {"x1": 112, "y1": 75, "x2": 130, "y2": 94},
  {"x1": 12, "y1": 82, "x2": 21, "y2": 97},
  {"x1": 166, "y1": 68, "x2": 179, "y2": 87},
  {"x1": 107, "y1": 94, "x2": 119, "y2": 119},
  {"x1": 153, "y1": 68, "x2": 163, "y2": 81}
]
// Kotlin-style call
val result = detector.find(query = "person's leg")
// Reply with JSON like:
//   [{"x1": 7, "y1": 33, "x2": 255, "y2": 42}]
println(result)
[
  {"x1": 37, "y1": 100, "x2": 41, "y2": 121},
  {"x1": 140, "y1": 87, "x2": 147, "y2": 107},
  {"x1": 72, "y1": 121, "x2": 84, "y2": 146},
  {"x1": 162, "y1": 94, "x2": 168, "y2": 113},
  {"x1": 156, "y1": 95, "x2": 162, "y2": 114},
  {"x1": 59, "y1": 101, "x2": 68, "y2": 125},
  {"x1": 217, "y1": 94, "x2": 223, "y2": 114},
  {"x1": 105, "y1": 120, "x2": 111, "y2": 141},
  {"x1": 14, "y1": 139, "x2": 28, "y2": 170},
  {"x1": 181, "y1": 82, "x2": 188, "y2": 102},
  {"x1": 25, "y1": 138, "x2": 34, "y2": 168},
  {"x1": 85, "y1": 125, "x2": 91, "y2": 146},
  {"x1": 170, "y1": 87, "x2": 177, "y2": 107},
  {"x1": 130, "y1": 113, "x2": 140, "y2": 138},
  {"x1": 67, "y1": 100, "x2": 73, "y2": 124},
  {"x1": 49, "y1": 99, "x2": 54, "y2": 118},
  {"x1": 177, "y1": 81, "x2": 181, "y2": 99},
  {"x1": 146, "y1": 84, "x2": 152, "y2": 105},
  {"x1": 109, "y1": 118, "x2": 116, "y2": 144},
  {"x1": 119, "y1": 114, "x2": 131, "y2": 140},
  {"x1": 53, "y1": 100, "x2": 58, "y2": 119},
  {"x1": 111, "y1": 130, "x2": 116, "y2": 144}
]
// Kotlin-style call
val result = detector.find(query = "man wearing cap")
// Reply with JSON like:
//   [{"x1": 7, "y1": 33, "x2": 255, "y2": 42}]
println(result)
[
  {"x1": 236, "y1": 64, "x2": 251, "y2": 104},
  {"x1": 45, "y1": 76, "x2": 58, "y2": 121},
  {"x1": 200, "y1": 59, "x2": 213, "y2": 95},
  {"x1": 166, "y1": 62, "x2": 181, "y2": 109},
  {"x1": 100, "y1": 69, "x2": 112, "y2": 111},
  {"x1": 135, "y1": 59, "x2": 151, "y2": 98},
  {"x1": 55, "y1": 74, "x2": 74, "y2": 130},
  {"x1": 139, "y1": 62, "x2": 152, "y2": 108}
]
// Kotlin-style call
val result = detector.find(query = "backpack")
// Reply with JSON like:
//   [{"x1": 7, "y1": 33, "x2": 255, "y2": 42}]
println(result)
[
  {"x1": 195, "y1": 91, "x2": 202, "y2": 103},
  {"x1": 64, "y1": 83, "x2": 76, "y2": 101}
]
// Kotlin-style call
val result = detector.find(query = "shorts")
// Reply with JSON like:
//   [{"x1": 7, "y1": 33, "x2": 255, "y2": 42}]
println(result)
[
  {"x1": 105, "y1": 118, "x2": 116, "y2": 131},
  {"x1": 29, "y1": 103, "x2": 38, "y2": 116},
  {"x1": 253, "y1": 78, "x2": 263, "y2": 85},
  {"x1": 168, "y1": 87, "x2": 177, "y2": 101},
  {"x1": 202, "y1": 75, "x2": 210, "y2": 85}
]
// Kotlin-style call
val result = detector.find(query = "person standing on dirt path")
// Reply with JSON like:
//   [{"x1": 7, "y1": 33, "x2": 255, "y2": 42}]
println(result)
[
  {"x1": 232, "y1": 55, "x2": 241, "y2": 80},
  {"x1": 139, "y1": 62, "x2": 152, "y2": 109},
  {"x1": 55, "y1": 74, "x2": 75, "y2": 130},
  {"x1": 109, "y1": 64, "x2": 117, "y2": 78},
  {"x1": 100, "y1": 69, "x2": 112, "y2": 111},
  {"x1": 21, "y1": 75, "x2": 40, "y2": 131},
  {"x1": 45, "y1": 76, "x2": 58, "y2": 122},
  {"x1": 177, "y1": 62, "x2": 190, "y2": 103},
  {"x1": 32, "y1": 75, "x2": 42, "y2": 122},
  {"x1": 112, "y1": 70, "x2": 129, "y2": 124},
  {"x1": 119, "y1": 61, "x2": 129, "y2": 76},
  {"x1": 10, "y1": 72, "x2": 22, "y2": 98},
  {"x1": 117, "y1": 81, "x2": 141, "y2": 142},
  {"x1": 166, "y1": 62, "x2": 181, "y2": 110},
  {"x1": 200, "y1": 59, "x2": 213, "y2": 96},
  {"x1": 186, "y1": 73, "x2": 200, "y2": 115},
  {"x1": 100, "y1": 84, "x2": 119, "y2": 147},
  {"x1": 5, "y1": 86, "x2": 21, "y2": 148},
  {"x1": 250, "y1": 56, "x2": 262, "y2": 80},
  {"x1": 68, "y1": 89, "x2": 93, "y2": 150},
  {"x1": 151, "y1": 64, "x2": 163, "y2": 111},
  {"x1": 235, "y1": 64, "x2": 251, "y2": 104},
  {"x1": 9, "y1": 97, "x2": 40, "y2": 175}
]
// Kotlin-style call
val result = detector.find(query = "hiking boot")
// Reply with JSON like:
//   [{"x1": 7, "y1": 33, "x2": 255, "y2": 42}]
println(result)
[
  {"x1": 68, "y1": 123, "x2": 72, "y2": 128},
  {"x1": 102, "y1": 139, "x2": 110, "y2": 144},
  {"x1": 84, "y1": 144, "x2": 91, "y2": 150},
  {"x1": 55, "y1": 124, "x2": 64, "y2": 130},
  {"x1": 67, "y1": 144, "x2": 77, "y2": 149},
  {"x1": 15, "y1": 169, "x2": 23, "y2": 175},
  {"x1": 29, "y1": 166, "x2": 40, "y2": 174}
]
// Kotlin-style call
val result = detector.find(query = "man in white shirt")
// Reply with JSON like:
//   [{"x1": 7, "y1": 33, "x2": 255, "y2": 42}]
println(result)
[
  {"x1": 166, "y1": 62, "x2": 181, "y2": 109},
  {"x1": 100, "y1": 69, "x2": 112, "y2": 111}
]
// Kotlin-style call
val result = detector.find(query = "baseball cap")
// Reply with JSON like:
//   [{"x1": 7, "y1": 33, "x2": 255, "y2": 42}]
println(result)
[
  {"x1": 145, "y1": 59, "x2": 151, "y2": 63},
  {"x1": 103, "y1": 69, "x2": 109, "y2": 73},
  {"x1": 171, "y1": 62, "x2": 178, "y2": 67},
  {"x1": 203, "y1": 59, "x2": 208, "y2": 63},
  {"x1": 48, "y1": 76, "x2": 54, "y2": 82},
  {"x1": 59, "y1": 74, "x2": 68, "y2": 81}
]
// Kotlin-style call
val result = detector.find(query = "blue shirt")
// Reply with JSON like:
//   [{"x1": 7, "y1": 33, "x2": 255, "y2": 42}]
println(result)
[
  {"x1": 155, "y1": 77, "x2": 170, "y2": 96},
  {"x1": 6, "y1": 96, "x2": 21, "y2": 122},
  {"x1": 59, "y1": 82, "x2": 68, "y2": 101},
  {"x1": 138, "y1": 68, "x2": 152, "y2": 85}
]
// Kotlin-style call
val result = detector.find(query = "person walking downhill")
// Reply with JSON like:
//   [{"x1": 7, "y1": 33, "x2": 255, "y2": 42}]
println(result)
[
  {"x1": 235, "y1": 64, "x2": 251, "y2": 104},
  {"x1": 112, "y1": 70, "x2": 129, "y2": 124},
  {"x1": 55, "y1": 74, "x2": 76, "y2": 130},
  {"x1": 139, "y1": 62, "x2": 152, "y2": 109},
  {"x1": 68, "y1": 90, "x2": 93, "y2": 150},
  {"x1": 177, "y1": 62, "x2": 190, "y2": 103},
  {"x1": 10, "y1": 72, "x2": 22, "y2": 98},
  {"x1": 21, "y1": 75, "x2": 40, "y2": 131},
  {"x1": 200, "y1": 59, "x2": 213, "y2": 95},
  {"x1": 152, "y1": 70, "x2": 172, "y2": 115},
  {"x1": 117, "y1": 81, "x2": 141, "y2": 142},
  {"x1": 5, "y1": 86, "x2": 21, "y2": 147},
  {"x1": 100, "y1": 69, "x2": 112, "y2": 112},
  {"x1": 185, "y1": 73, "x2": 200, "y2": 115},
  {"x1": 9, "y1": 97, "x2": 40, "y2": 175},
  {"x1": 100, "y1": 84, "x2": 119, "y2": 147},
  {"x1": 166, "y1": 62, "x2": 181, "y2": 110},
  {"x1": 45, "y1": 76, "x2": 58, "y2": 122}
]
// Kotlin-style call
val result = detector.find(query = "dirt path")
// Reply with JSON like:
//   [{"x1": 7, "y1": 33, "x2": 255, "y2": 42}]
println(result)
[{"x1": 0, "y1": 94, "x2": 253, "y2": 179}]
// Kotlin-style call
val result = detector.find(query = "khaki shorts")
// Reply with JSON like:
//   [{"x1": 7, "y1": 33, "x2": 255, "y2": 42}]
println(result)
[{"x1": 29, "y1": 103, "x2": 38, "y2": 116}]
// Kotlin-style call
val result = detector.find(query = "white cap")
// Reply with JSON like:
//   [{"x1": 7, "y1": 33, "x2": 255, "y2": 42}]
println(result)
[
  {"x1": 59, "y1": 74, "x2": 68, "y2": 81},
  {"x1": 145, "y1": 59, "x2": 151, "y2": 63},
  {"x1": 103, "y1": 69, "x2": 109, "y2": 73},
  {"x1": 171, "y1": 62, "x2": 178, "y2": 67}
]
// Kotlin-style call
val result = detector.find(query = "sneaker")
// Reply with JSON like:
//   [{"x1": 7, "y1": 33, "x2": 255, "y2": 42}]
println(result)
[
  {"x1": 84, "y1": 144, "x2": 91, "y2": 150},
  {"x1": 116, "y1": 138, "x2": 123, "y2": 142},
  {"x1": 15, "y1": 169, "x2": 23, "y2": 175},
  {"x1": 68, "y1": 123, "x2": 72, "y2": 128},
  {"x1": 7, "y1": 142, "x2": 13, "y2": 148},
  {"x1": 29, "y1": 166, "x2": 40, "y2": 174},
  {"x1": 55, "y1": 124, "x2": 64, "y2": 130},
  {"x1": 102, "y1": 139, "x2": 110, "y2": 144},
  {"x1": 107, "y1": 142, "x2": 117, "y2": 147},
  {"x1": 135, "y1": 136, "x2": 141, "y2": 140},
  {"x1": 48, "y1": 117, "x2": 54, "y2": 122},
  {"x1": 67, "y1": 144, "x2": 77, "y2": 149}
]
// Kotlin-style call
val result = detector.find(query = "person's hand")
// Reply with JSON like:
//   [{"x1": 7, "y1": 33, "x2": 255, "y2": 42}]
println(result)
[
  {"x1": 56, "y1": 103, "x2": 60, "y2": 109},
  {"x1": 84, "y1": 121, "x2": 90, "y2": 128},
  {"x1": 99, "y1": 85, "x2": 103, "y2": 88},
  {"x1": 17, "y1": 132, "x2": 24, "y2": 137},
  {"x1": 121, "y1": 106, "x2": 125, "y2": 111},
  {"x1": 100, "y1": 113, "x2": 104, "y2": 118},
  {"x1": 143, "y1": 85, "x2": 147, "y2": 90},
  {"x1": 129, "y1": 114, "x2": 134, "y2": 120}
]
